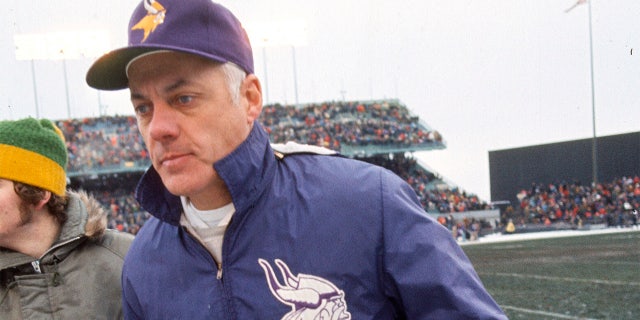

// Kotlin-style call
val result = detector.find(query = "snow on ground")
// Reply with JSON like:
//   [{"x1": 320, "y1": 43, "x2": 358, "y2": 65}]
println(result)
[{"x1": 459, "y1": 226, "x2": 640, "y2": 246}]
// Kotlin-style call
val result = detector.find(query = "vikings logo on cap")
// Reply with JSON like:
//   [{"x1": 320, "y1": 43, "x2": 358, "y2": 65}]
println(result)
[{"x1": 131, "y1": 0, "x2": 166, "y2": 42}]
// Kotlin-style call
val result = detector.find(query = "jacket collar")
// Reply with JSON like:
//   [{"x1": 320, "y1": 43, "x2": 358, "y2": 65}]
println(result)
[{"x1": 135, "y1": 122, "x2": 276, "y2": 225}]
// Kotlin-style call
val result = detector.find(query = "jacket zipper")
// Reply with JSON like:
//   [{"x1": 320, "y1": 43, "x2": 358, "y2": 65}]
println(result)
[
  {"x1": 31, "y1": 236, "x2": 82, "y2": 273},
  {"x1": 217, "y1": 264, "x2": 223, "y2": 279},
  {"x1": 182, "y1": 226, "x2": 224, "y2": 280},
  {"x1": 31, "y1": 260, "x2": 42, "y2": 273}
]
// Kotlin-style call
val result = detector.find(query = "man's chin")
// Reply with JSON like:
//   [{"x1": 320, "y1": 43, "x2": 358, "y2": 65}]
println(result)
[
  {"x1": 157, "y1": 174, "x2": 191, "y2": 197},
  {"x1": 156, "y1": 167, "x2": 218, "y2": 198}
]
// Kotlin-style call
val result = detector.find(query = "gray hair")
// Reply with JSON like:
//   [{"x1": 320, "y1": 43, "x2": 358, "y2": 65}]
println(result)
[{"x1": 220, "y1": 62, "x2": 247, "y2": 106}]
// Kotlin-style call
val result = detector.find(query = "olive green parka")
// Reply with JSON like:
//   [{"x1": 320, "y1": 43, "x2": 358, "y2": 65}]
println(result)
[{"x1": 0, "y1": 191, "x2": 134, "y2": 319}]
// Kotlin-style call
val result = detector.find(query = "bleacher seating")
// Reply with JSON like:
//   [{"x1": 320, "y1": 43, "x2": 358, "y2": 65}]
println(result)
[
  {"x1": 54, "y1": 100, "x2": 504, "y2": 237},
  {"x1": 58, "y1": 116, "x2": 148, "y2": 177},
  {"x1": 259, "y1": 99, "x2": 445, "y2": 157},
  {"x1": 506, "y1": 177, "x2": 640, "y2": 229}
]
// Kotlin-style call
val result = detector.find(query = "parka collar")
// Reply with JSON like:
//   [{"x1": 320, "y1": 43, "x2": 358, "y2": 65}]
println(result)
[{"x1": 0, "y1": 191, "x2": 104, "y2": 270}]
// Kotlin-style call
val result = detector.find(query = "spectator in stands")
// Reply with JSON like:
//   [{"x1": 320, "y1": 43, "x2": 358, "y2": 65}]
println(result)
[
  {"x1": 86, "y1": 0, "x2": 505, "y2": 318},
  {"x1": 505, "y1": 219, "x2": 516, "y2": 233},
  {"x1": 0, "y1": 118, "x2": 133, "y2": 319},
  {"x1": 470, "y1": 219, "x2": 481, "y2": 241}
]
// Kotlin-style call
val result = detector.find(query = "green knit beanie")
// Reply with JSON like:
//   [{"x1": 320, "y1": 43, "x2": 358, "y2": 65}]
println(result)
[{"x1": 0, "y1": 118, "x2": 68, "y2": 196}]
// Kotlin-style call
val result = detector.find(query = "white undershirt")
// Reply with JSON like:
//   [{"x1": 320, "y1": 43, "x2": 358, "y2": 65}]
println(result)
[{"x1": 180, "y1": 197, "x2": 234, "y2": 264}]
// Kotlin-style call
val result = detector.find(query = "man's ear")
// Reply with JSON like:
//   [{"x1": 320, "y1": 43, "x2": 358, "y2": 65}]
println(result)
[
  {"x1": 242, "y1": 74, "x2": 263, "y2": 123},
  {"x1": 34, "y1": 191, "x2": 52, "y2": 210}
]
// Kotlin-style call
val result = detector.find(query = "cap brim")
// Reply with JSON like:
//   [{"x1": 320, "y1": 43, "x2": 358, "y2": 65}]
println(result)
[
  {"x1": 86, "y1": 46, "x2": 162, "y2": 91},
  {"x1": 86, "y1": 45, "x2": 233, "y2": 91}
]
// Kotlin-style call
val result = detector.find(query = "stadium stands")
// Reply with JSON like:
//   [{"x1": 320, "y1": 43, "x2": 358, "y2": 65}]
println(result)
[
  {"x1": 57, "y1": 99, "x2": 487, "y2": 235},
  {"x1": 504, "y1": 177, "x2": 640, "y2": 231},
  {"x1": 259, "y1": 99, "x2": 445, "y2": 157},
  {"x1": 55, "y1": 99, "x2": 639, "y2": 239},
  {"x1": 58, "y1": 116, "x2": 148, "y2": 177}
]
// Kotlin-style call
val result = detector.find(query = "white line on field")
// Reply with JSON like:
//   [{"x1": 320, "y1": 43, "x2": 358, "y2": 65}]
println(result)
[
  {"x1": 587, "y1": 260, "x2": 640, "y2": 266},
  {"x1": 501, "y1": 305, "x2": 598, "y2": 320},
  {"x1": 481, "y1": 272, "x2": 640, "y2": 286}
]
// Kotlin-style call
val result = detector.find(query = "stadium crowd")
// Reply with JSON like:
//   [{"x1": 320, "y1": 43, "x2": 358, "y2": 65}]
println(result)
[
  {"x1": 260, "y1": 100, "x2": 443, "y2": 152},
  {"x1": 54, "y1": 104, "x2": 638, "y2": 238},
  {"x1": 92, "y1": 187, "x2": 149, "y2": 235},
  {"x1": 57, "y1": 116, "x2": 148, "y2": 173},
  {"x1": 54, "y1": 105, "x2": 480, "y2": 235},
  {"x1": 362, "y1": 153, "x2": 491, "y2": 213},
  {"x1": 57, "y1": 101, "x2": 484, "y2": 234},
  {"x1": 505, "y1": 176, "x2": 640, "y2": 229}
]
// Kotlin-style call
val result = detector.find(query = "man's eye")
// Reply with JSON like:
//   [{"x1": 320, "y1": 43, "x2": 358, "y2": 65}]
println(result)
[
  {"x1": 135, "y1": 104, "x2": 151, "y2": 115},
  {"x1": 177, "y1": 96, "x2": 193, "y2": 104}
]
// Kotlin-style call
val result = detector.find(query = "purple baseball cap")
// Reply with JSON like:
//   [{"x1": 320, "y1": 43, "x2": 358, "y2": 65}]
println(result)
[{"x1": 86, "y1": 0, "x2": 254, "y2": 90}]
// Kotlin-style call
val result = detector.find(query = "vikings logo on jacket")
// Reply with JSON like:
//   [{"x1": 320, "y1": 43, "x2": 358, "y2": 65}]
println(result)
[{"x1": 259, "y1": 259, "x2": 351, "y2": 320}]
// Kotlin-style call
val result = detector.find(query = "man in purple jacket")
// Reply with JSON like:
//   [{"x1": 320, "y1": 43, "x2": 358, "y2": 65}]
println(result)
[{"x1": 86, "y1": 0, "x2": 507, "y2": 318}]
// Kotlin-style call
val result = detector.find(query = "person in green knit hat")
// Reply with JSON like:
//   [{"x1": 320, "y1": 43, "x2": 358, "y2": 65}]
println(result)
[{"x1": 0, "y1": 117, "x2": 134, "y2": 319}]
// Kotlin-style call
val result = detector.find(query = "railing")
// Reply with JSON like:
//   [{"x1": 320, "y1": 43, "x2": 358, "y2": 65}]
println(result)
[{"x1": 67, "y1": 160, "x2": 151, "y2": 177}]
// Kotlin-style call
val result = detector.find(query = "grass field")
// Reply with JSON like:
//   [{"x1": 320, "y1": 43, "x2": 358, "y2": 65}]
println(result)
[{"x1": 462, "y1": 229, "x2": 640, "y2": 320}]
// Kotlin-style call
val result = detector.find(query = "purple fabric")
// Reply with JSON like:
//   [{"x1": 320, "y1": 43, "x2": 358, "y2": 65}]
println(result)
[{"x1": 86, "y1": 0, "x2": 253, "y2": 90}]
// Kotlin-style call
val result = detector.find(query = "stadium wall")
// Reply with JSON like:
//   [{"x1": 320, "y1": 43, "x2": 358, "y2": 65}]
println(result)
[
  {"x1": 489, "y1": 131, "x2": 640, "y2": 205},
  {"x1": 430, "y1": 209, "x2": 500, "y2": 227}
]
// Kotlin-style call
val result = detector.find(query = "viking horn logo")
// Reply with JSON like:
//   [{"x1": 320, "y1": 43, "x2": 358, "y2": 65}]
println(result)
[
  {"x1": 259, "y1": 259, "x2": 351, "y2": 320},
  {"x1": 131, "y1": 0, "x2": 166, "y2": 42}
]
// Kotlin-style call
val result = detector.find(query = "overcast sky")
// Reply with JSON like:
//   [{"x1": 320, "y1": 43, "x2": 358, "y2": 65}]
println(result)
[{"x1": 2, "y1": 0, "x2": 639, "y2": 201}]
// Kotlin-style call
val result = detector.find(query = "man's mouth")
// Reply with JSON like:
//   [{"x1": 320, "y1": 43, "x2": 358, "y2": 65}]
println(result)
[{"x1": 159, "y1": 153, "x2": 190, "y2": 167}]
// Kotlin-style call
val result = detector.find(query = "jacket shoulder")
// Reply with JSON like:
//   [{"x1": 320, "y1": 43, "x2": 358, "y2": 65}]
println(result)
[
  {"x1": 94, "y1": 229, "x2": 135, "y2": 259},
  {"x1": 270, "y1": 141, "x2": 338, "y2": 159}
]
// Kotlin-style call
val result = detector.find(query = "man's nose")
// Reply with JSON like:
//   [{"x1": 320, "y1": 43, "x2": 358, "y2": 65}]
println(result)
[{"x1": 148, "y1": 103, "x2": 179, "y2": 141}]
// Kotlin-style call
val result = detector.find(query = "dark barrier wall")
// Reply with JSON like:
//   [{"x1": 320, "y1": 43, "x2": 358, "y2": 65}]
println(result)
[{"x1": 489, "y1": 131, "x2": 640, "y2": 204}]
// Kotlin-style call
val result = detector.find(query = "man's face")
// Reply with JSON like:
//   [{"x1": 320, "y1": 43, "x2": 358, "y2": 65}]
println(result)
[
  {"x1": 0, "y1": 179, "x2": 31, "y2": 241},
  {"x1": 127, "y1": 51, "x2": 261, "y2": 209}
]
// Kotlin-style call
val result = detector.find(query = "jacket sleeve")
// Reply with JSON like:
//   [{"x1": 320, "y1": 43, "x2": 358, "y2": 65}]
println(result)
[{"x1": 378, "y1": 170, "x2": 507, "y2": 319}]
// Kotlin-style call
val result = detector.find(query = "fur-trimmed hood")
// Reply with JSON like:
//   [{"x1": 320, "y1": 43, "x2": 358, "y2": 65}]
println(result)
[{"x1": 63, "y1": 190, "x2": 108, "y2": 241}]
